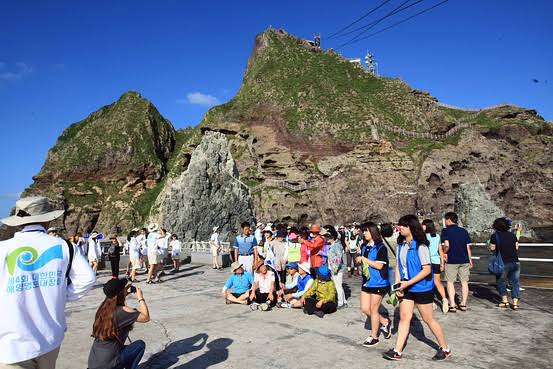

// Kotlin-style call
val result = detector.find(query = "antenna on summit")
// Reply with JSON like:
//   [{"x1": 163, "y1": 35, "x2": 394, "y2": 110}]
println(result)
[{"x1": 365, "y1": 51, "x2": 378, "y2": 75}]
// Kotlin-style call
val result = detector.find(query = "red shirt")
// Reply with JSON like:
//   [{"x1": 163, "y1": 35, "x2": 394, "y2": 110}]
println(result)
[{"x1": 303, "y1": 236, "x2": 325, "y2": 267}]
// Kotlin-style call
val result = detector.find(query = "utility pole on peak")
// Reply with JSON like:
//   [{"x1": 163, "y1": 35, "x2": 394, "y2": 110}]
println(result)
[
  {"x1": 314, "y1": 33, "x2": 321, "y2": 48},
  {"x1": 365, "y1": 51, "x2": 378, "y2": 75}
]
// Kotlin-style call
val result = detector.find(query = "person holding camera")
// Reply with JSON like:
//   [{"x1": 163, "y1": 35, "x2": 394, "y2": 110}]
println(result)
[{"x1": 88, "y1": 278, "x2": 150, "y2": 369}]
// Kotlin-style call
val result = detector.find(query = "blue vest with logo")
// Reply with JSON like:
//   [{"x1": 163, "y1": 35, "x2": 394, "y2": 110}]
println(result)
[
  {"x1": 397, "y1": 240, "x2": 434, "y2": 293},
  {"x1": 297, "y1": 274, "x2": 313, "y2": 292},
  {"x1": 362, "y1": 242, "x2": 389, "y2": 288}
]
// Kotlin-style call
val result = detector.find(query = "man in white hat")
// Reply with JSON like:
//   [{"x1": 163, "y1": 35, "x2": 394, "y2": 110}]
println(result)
[
  {"x1": 222, "y1": 262, "x2": 254, "y2": 305},
  {"x1": 87, "y1": 232, "x2": 102, "y2": 273},
  {"x1": 209, "y1": 226, "x2": 222, "y2": 270},
  {"x1": 0, "y1": 196, "x2": 96, "y2": 368},
  {"x1": 146, "y1": 223, "x2": 161, "y2": 283}
]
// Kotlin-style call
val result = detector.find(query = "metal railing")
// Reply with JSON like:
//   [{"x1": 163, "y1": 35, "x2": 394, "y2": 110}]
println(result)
[
  {"x1": 469, "y1": 243, "x2": 553, "y2": 263},
  {"x1": 183, "y1": 241, "x2": 231, "y2": 254}
]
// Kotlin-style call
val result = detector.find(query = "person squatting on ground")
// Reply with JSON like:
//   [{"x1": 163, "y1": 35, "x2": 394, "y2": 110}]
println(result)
[
  {"x1": 88, "y1": 278, "x2": 150, "y2": 369},
  {"x1": 383, "y1": 215, "x2": 450, "y2": 362},
  {"x1": 422, "y1": 219, "x2": 449, "y2": 313},
  {"x1": 357, "y1": 222, "x2": 394, "y2": 347},
  {"x1": 0, "y1": 196, "x2": 96, "y2": 369},
  {"x1": 222, "y1": 262, "x2": 254, "y2": 304},
  {"x1": 250, "y1": 260, "x2": 277, "y2": 309},
  {"x1": 300, "y1": 265, "x2": 337, "y2": 318}
]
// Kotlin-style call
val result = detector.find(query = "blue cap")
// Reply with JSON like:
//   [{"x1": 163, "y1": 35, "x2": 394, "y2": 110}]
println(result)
[
  {"x1": 317, "y1": 265, "x2": 331, "y2": 280},
  {"x1": 286, "y1": 262, "x2": 299, "y2": 270}
]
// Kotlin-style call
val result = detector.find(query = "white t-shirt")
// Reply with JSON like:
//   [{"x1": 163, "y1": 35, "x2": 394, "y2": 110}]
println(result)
[
  {"x1": 170, "y1": 240, "x2": 182, "y2": 256},
  {"x1": 129, "y1": 237, "x2": 140, "y2": 258},
  {"x1": 0, "y1": 225, "x2": 95, "y2": 363},
  {"x1": 254, "y1": 270, "x2": 275, "y2": 294},
  {"x1": 87, "y1": 239, "x2": 101, "y2": 260},
  {"x1": 210, "y1": 232, "x2": 220, "y2": 246}
]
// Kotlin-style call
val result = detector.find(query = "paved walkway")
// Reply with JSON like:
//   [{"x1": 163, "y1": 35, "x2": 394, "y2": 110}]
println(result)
[{"x1": 60, "y1": 264, "x2": 553, "y2": 369}]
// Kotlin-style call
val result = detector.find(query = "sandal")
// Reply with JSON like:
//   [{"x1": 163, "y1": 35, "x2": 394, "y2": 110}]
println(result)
[
  {"x1": 497, "y1": 302, "x2": 509, "y2": 308},
  {"x1": 448, "y1": 306, "x2": 457, "y2": 313},
  {"x1": 457, "y1": 305, "x2": 467, "y2": 312},
  {"x1": 511, "y1": 303, "x2": 519, "y2": 311}
]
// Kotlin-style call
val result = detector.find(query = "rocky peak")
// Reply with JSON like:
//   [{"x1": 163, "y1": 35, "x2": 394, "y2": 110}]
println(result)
[{"x1": 156, "y1": 131, "x2": 256, "y2": 241}]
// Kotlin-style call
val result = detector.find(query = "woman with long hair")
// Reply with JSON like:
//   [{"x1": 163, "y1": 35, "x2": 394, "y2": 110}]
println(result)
[
  {"x1": 358, "y1": 222, "x2": 394, "y2": 347},
  {"x1": 383, "y1": 215, "x2": 450, "y2": 362},
  {"x1": 88, "y1": 279, "x2": 150, "y2": 369},
  {"x1": 421, "y1": 219, "x2": 448, "y2": 313}
]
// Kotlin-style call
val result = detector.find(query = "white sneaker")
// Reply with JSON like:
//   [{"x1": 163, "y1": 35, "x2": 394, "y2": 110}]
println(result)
[{"x1": 442, "y1": 299, "x2": 449, "y2": 314}]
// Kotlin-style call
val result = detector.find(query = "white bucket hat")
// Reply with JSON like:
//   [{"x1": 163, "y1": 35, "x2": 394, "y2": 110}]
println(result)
[
  {"x1": 1, "y1": 196, "x2": 64, "y2": 227},
  {"x1": 213, "y1": 226, "x2": 219, "y2": 232},
  {"x1": 147, "y1": 223, "x2": 159, "y2": 233},
  {"x1": 298, "y1": 262, "x2": 311, "y2": 274}
]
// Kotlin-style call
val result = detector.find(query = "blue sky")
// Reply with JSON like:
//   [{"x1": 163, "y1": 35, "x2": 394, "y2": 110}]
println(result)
[{"x1": 1, "y1": 0, "x2": 552, "y2": 217}]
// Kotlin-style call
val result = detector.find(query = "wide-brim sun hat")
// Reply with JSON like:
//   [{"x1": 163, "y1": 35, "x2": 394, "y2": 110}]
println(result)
[
  {"x1": 262, "y1": 226, "x2": 272, "y2": 233},
  {"x1": 257, "y1": 222, "x2": 263, "y2": 227},
  {"x1": 231, "y1": 262, "x2": 243, "y2": 272},
  {"x1": 90, "y1": 232, "x2": 99, "y2": 238},
  {"x1": 1, "y1": 196, "x2": 64, "y2": 227},
  {"x1": 213, "y1": 226, "x2": 219, "y2": 232},
  {"x1": 298, "y1": 262, "x2": 311, "y2": 274},
  {"x1": 148, "y1": 223, "x2": 159, "y2": 233}
]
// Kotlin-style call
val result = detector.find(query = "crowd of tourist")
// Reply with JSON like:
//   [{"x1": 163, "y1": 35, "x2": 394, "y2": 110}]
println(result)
[
  {"x1": 221, "y1": 211, "x2": 523, "y2": 361},
  {"x1": 0, "y1": 195, "x2": 524, "y2": 368}
]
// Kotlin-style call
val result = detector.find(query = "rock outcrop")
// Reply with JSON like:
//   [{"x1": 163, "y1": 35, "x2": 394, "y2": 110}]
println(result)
[
  {"x1": 454, "y1": 183, "x2": 504, "y2": 239},
  {"x1": 23, "y1": 91, "x2": 176, "y2": 234},
  {"x1": 156, "y1": 132, "x2": 256, "y2": 241}
]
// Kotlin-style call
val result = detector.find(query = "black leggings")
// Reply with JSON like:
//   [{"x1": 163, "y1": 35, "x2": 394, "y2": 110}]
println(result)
[{"x1": 304, "y1": 297, "x2": 337, "y2": 315}]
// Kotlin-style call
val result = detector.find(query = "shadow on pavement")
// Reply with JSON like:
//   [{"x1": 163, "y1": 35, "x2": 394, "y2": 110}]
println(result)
[
  {"x1": 470, "y1": 284, "x2": 502, "y2": 305},
  {"x1": 138, "y1": 334, "x2": 233, "y2": 369}
]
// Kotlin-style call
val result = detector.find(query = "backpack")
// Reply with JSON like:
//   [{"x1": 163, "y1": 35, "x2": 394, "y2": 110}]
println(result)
[{"x1": 488, "y1": 232, "x2": 504, "y2": 276}]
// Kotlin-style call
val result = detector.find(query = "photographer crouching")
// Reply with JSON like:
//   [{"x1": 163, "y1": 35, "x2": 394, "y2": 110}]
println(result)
[{"x1": 88, "y1": 278, "x2": 150, "y2": 369}]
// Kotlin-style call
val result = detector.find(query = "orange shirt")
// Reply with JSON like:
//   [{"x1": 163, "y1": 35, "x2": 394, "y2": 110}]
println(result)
[{"x1": 303, "y1": 236, "x2": 325, "y2": 267}]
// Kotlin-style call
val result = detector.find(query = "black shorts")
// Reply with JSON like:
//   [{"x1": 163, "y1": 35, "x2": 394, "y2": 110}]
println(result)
[
  {"x1": 231, "y1": 292, "x2": 246, "y2": 299},
  {"x1": 402, "y1": 290, "x2": 434, "y2": 304},
  {"x1": 362, "y1": 286, "x2": 390, "y2": 296},
  {"x1": 432, "y1": 264, "x2": 442, "y2": 275}
]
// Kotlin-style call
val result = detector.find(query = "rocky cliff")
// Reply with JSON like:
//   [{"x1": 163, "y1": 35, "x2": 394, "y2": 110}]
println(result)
[
  {"x1": 154, "y1": 131, "x2": 256, "y2": 241},
  {"x1": 15, "y1": 29, "x2": 553, "y2": 241}
]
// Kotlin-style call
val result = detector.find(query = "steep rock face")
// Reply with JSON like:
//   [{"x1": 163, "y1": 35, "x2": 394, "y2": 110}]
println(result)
[
  {"x1": 454, "y1": 183, "x2": 504, "y2": 239},
  {"x1": 156, "y1": 132, "x2": 256, "y2": 241},
  {"x1": 24, "y1": 91, "x2": 176, "y2": 234},
  {"x1": 417, "y1": 121, "x2": 553, "y2": 238}
]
